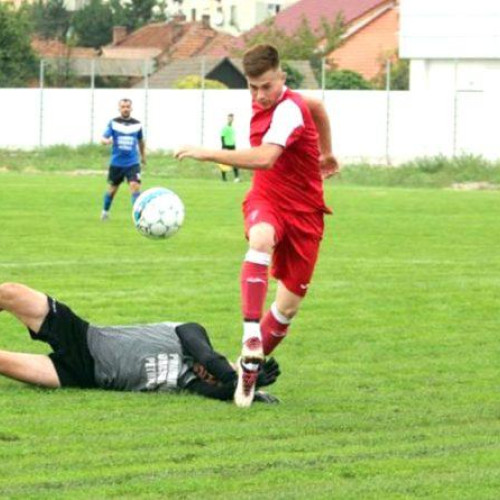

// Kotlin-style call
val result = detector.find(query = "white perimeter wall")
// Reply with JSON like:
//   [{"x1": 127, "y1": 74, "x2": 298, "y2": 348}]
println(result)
[{"x1": 1, "y1": 88, "x2": 499, "y2": 163}]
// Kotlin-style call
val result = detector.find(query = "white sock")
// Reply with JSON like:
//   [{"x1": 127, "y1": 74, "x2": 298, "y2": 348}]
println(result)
[
  {"x1": 245, "y1": 249, "x2": 271, "y2": 265},
  {"x1": 271, "y1": 302, "x2": 292, "y2": 325},
  {"x1": 242, "y1": 321, "x2": 261, "y2": 343},
  {"x1": 241, "y1": 359, "x2": 259, "y2": 372}
]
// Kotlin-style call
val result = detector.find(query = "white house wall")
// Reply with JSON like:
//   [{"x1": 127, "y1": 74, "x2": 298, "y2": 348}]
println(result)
[
  {"x1": 408, "y1": 59, "x2": 500, "y2": 92},
  {"x1": 400, "y1": 0, "x2": 500, "y2": 59}
]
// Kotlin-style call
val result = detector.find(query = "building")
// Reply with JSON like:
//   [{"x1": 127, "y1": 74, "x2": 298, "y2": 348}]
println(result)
[
  {"x1": 326, "y1": 1, "x2": 399, "y2": 81},
  {"x1": 1, "y1": 0, "x2": 88, "y2": 10},
  {"x1": 252, "y1": 0, "x2": 392, "y2": 36},
  {"x1": 164, "y1": 0, "x2": 300, "y2": 36},
  {"x1": 399, "y1": 0, "x2": 500, "y2": 92},
  {"x1": 246, "y1": 0, "x2": 399, "y2": 80}
]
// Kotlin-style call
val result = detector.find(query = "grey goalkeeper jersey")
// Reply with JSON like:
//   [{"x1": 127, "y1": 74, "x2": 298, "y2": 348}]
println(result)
[{"x1": 86, "y1": 322, "x2": 194, "y2": 392}]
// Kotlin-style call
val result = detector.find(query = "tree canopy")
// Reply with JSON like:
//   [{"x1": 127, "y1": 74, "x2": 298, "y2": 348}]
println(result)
[
  {"x1": 0, "y1": 4, "x2": 38, "y2": 87},
  {"x1": 240, "y1": 14, "x2": 344, "y2": 62},
  {"x1": 25, "y1": 0, "x2": 70, "y2": 41},
  {"x1": 174, "y1": 75, "x2": 228, "y2": 89},
  {"x1": 324, "y1": 69, "x2": 373, "y2": 90}
]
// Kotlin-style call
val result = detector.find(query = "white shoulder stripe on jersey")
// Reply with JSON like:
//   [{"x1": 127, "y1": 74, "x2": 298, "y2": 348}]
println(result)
[
  {"x1": 263, "y1": 99, "x2": 304, "y2": 147},
  {"x1": 111, "y1": 121, "x2": 142, "y2": 135}
]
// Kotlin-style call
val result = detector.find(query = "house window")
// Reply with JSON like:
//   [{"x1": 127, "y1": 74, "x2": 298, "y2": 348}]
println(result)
[
  {"x1": 230, "y1": 5, "x2": 237, "y2": 26},
  {"x1": 267, "y1": 3, "x2": 281, "y2": 15}
]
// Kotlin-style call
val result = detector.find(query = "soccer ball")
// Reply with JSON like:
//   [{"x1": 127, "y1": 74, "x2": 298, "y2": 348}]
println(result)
[{"x1": 132, "y1": 187, "x2": 185, "y2": 239}]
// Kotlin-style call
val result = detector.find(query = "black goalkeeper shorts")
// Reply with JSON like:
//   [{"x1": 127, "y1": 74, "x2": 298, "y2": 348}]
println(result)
[{"x1": 29, "y1": 297, "x2": 97, "y2": 388}]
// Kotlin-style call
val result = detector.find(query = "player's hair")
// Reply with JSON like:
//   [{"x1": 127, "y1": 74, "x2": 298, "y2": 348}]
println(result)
[
  {"x1": 243, "y1": 44, "x2": 280, "y2": 77},
  {"x1": 119, "y1": 98, "x2": 132, "y2": 105}
]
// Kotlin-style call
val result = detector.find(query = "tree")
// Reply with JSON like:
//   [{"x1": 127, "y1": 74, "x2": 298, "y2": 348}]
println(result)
[
  {"x1": 72, "y1": 0, "x2": 114, "y2": 48},
  {"x1": 25, "y1": 0, "x2": 70, "y2": 41},
  {"x1": 174, "y1": 75, "x2": 227, "y2": 89},
  {"x1": 109, "y1": 0, "x2": 162, "y2": 32},
  {"x1": 372, "y1": 54, "x2": 410, "y2": 90},
  {"x1": 127, "y1": 0, "x2": 157, "y2": 31},
  {"x1": 324, "y1": 69, "x2": 372, "y2": 90},
  {"x1": 239, "y1": 14, "x2": 344, "y2": 62},
  {"x1": 282, "y1": 62, "x2": 304, "y2": 89},
  {"x1": 238, "y1": 14, "x2": 344, "y2": 87},
  {"x1": 0, "y1": 4, "x2": 38, "y2": 87}
]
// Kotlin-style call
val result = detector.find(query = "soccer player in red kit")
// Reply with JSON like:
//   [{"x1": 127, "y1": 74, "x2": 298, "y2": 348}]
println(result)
[{"x1": 175, "y1": 44, "x2": 339, "y2": 407}]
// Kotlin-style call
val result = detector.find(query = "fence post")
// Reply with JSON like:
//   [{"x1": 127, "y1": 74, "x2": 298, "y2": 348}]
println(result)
[
  {"x1": 200, "y1": 57, "x2": 206, "y2": 145},
  {"x1": 452, "y1": 59, "x2": 458, "y2": 156},
  {"x1": 143, "y1": 59, "x2": 149, "y2": 139},
  {"x1": 90, "y1": 59, "x2": 95, "y2": 143},
  {"x1": 39, "y1": 60, "x2": 45, "y2": 148},
  {"x1": 321, "y1": 57, "x2": 326, "y2": 101},
  {"x1": 385, "y1": 59, "x2": 391, "y2": 165}
]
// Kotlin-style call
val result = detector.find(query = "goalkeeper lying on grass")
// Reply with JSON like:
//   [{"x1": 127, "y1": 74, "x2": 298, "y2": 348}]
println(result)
[{"x1": 0, "y1": 282, "x2": 280, "y2": 403}]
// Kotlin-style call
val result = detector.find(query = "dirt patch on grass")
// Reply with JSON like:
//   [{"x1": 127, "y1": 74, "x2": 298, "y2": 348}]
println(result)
[
  {"x1": 450, "y1": 182, "x2": 498, "y2": 191},
  {"x1": 64, "y1": 170, "x2": 104, "y2": 176}
]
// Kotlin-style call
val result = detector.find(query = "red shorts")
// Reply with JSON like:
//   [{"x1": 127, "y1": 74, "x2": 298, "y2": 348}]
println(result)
[{"x1": 243, "y1": 198, "x2": 324, "y2": 297}]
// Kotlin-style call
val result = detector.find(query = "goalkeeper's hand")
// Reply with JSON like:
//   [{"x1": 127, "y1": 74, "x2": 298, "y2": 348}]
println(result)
[
  {"x1": 254, "y1": 391, "x2": 280, "y2": 404},
  {"x1": 256, "y1": 357, "x2": 280, "y2": 388}
]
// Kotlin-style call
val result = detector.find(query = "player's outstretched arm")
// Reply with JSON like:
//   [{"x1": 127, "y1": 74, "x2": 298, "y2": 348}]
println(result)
[
  {"x1": 303, "y1": 96, "x2": 339, "y2": 179},
  {"x1": 174, "y1": 143, "x2": 282, "y2": 170},
  {"x1": 184, "y1": 358, "x2": 281, "y2": 401}
]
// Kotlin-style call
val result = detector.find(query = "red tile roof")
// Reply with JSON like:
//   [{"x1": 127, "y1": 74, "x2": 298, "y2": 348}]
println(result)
[
  {"x1": 112, "y1": 20, "x2": 237, "y2": 61},
  {"x1": 113, "y1": 22, "x2": 185, "y2": 50},
  {"x1": 31, "y1": 38, "x2": 95, "y2": 59},
  {"x1": 248, "y1": 0, "x2": 392, "y2": 37}
]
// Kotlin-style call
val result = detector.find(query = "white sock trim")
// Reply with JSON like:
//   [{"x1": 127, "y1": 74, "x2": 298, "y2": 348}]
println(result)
[
  {"x1": 241, "y1": 360, "x2": 259, "y2": 372},
  {"x1": 242, "y1": 322, "x2": 261, "y2": 343},
  {"x1": 245, "y1": 249, "x2": 271, "y2": 266},
  {"x1": 271, "y1": 302, "x2": 291, "y2": 325}
]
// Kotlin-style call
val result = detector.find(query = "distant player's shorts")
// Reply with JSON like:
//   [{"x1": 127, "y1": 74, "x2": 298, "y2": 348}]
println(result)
[
  {"x1": 218, "y1": 163, "x2": 232, "y2": 173},
  {"x1": 219, "y1": 145, "x2": 236, "y2": 172},
  {"x1": 29, "y1": 297, "x2": 97, "y2": 388},
  {"x1": 108, "y1": 165, "x2": 141, "y2": 186},
  {"x1": 243, "y1": 198, "x2": 324, "y2": 297}
]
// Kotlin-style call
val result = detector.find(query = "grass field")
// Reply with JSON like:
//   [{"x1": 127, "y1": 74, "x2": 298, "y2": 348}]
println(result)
[{"x1": 0, "y1": 163, "x2": 499, "y2": 498}]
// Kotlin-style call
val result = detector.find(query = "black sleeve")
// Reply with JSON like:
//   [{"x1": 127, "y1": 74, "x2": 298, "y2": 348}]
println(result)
[
  {"x1": 184, "y1": 379, "x2": 235, "y2": 401},
  {"x1": 175, "y1": 323, "x2": 236, "y2": 385}
]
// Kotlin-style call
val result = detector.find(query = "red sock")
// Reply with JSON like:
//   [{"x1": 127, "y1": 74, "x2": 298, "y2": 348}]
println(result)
[
  {"x1": 241, "y1": 260, "x2": 269, "y2": 321},
  {"x1": 261, "y1": 307, "x2": 290, "y2": 355}
]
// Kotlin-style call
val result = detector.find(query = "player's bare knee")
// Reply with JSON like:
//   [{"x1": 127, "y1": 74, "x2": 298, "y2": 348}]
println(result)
[
  {"x1": 249, "y1": 241, "x2": 272, "y2": 254},
  {"x1": 248, "y1": 226, "x2": 274, "y2": 253},
  {"x1": 276, "y1": 303, "x2": 298, "y2": 320}
]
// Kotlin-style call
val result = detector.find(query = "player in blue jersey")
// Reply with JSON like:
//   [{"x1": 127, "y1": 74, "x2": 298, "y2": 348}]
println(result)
[{"x1": 100, "y1": 98, "x2": 146, "y2": 220}]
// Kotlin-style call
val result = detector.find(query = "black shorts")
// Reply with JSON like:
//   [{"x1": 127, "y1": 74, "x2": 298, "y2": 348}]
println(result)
[
  {"x1": 107, "y1": 165, "x2": 141, "y2": 186},
  {"x1": 29, "y1": 297, "x2": 97, "y2": 388}
]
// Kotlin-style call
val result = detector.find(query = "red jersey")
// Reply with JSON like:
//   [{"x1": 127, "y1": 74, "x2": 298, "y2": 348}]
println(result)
[{"x1": 246, "y1": 87, "x2": 331, "y2": 214}]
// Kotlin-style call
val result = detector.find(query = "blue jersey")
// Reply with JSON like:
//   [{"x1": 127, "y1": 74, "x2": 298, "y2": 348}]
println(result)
[{"x1": 103, "y1": 117, "x2": 144, "y2": 168}]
